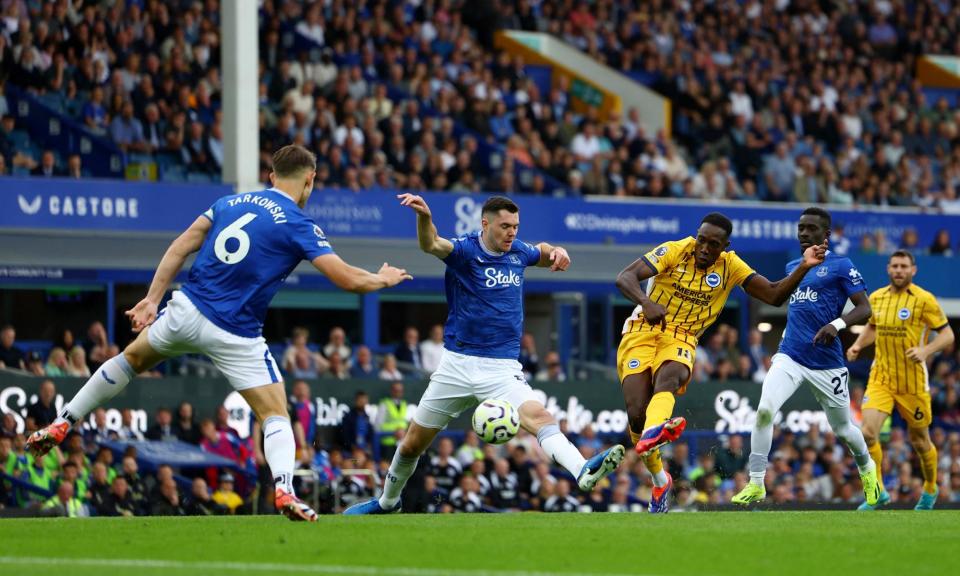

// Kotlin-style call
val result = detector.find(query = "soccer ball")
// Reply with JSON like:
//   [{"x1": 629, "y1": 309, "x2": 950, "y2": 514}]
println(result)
[{"x1": 472, "y1": 399, "x2": 520, "y2": 445}]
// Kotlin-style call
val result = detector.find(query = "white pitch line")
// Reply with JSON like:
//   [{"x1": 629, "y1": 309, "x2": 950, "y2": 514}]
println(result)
[{"x1": 0, "y1": 556, "x2": 654, "y2": 576}]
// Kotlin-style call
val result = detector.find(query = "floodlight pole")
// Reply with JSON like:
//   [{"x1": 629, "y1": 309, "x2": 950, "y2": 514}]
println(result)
[{"x1": 221, "y1": 0, "x2": 260, "y2": 193}]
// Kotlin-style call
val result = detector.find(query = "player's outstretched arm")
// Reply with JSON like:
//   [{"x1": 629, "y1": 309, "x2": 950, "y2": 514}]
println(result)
[
  {"x1": 846, "y1": 323, "x2": 877, "y2": 361},
  {"x1": 126, "y1": 216, "x2": 212, "y2": 332},
  {"x1": 397, "y1": 193, "x2": 453, "y2": 258},
  {"x1": 311, "y1": 254, "x2": 412, "y2": 293},
  {"x1": 813, "y1": 289, "x2": 870, "y2": 345},
  {"x1": 743, "y1": 242, "x2": 826, "y2": 306},
  {"x1": 534, "y1": 242, "x2": 570, "y2": 271},
  {"x1": 615, "y1": 257, "x2": 668, "y2": 330}
]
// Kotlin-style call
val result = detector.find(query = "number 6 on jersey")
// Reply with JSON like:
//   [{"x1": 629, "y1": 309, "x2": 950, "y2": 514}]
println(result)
[{"x1": 215, "y1": 213, "x2": 257, "y2": 264}]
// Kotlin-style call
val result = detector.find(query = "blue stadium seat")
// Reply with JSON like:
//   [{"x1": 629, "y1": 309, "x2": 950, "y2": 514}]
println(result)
[
  {"x1": 186, "y1": 172, "x2": 213, "y2": 184},
  {"x1": 23, "y1": 142, "x2": 41, "y2": 159},
  {"x1": 37, "y1": 92, "x2": 65, "y2": 114},
  {"x1": 127, "y1": 153, "x2": 154, "y2": 165},
  {"x1": 9, "y1": 130, "x2": 31, "y2": 150},
  {"x1": 155, "y1": 152, "x2": 183, "y2": 169},
  {"x1": 268, "y1": 344, "x2": 287, "y2": 368},
  {"x1": 161, "y1": 164, "x2": 186, "y2": 182},
  {"x1": 17, "y1": 340, "x2": 54, "y2": 360}
]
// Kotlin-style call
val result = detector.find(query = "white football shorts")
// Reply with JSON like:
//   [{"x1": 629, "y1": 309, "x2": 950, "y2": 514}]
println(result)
[
  {"x1": 764, "y1": 352, "x2": 850, "y2": 409},
  {"x1": 147, "y1": 290, "x2": 282, "y2": 391},
  {"x1": 413, "y1": 349, "x2": 539, "y2": 429}
]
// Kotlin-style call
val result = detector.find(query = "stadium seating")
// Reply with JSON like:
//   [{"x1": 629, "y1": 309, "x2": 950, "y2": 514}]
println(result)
[
  {"x1": 1, "y1": 0, "x2": 960, "y2": 518},
  {"x1": 1, "y1": 1, "x2": 959, "y2": 209}
]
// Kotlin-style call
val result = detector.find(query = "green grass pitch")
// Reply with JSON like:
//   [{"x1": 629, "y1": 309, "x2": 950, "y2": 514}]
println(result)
[{"x1": 1, "y1": 512, "x2": 957, "y2": 575}]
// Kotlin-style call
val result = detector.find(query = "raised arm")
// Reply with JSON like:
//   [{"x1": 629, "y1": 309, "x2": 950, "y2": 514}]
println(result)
[
  {"x1": 311, "y1": 254, "x2": 412, "y2": 294},
  {"x1": 397, "y1": 193, "x2": 453, "y2": 258},
  {"x1": 615, "y1": 257, "x2": 667, "y2": 330},
  {"x1": 742, "y1": 243, "x2": 826, "y2": 306},
  {"x1": 534, "y1": 242, "x2": 570, "y2": 271},
  {"x1": 126, "y1": 216, "x2": 212, "y2": 332}
]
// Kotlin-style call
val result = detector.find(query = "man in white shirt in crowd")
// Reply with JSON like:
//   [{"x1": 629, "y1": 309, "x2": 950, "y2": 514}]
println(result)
[{"x1": 419, "y1": 324, "x2": 445, "y2": 374}]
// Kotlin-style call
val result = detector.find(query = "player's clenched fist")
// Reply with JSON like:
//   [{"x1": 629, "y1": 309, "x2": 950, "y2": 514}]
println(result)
[
  {"x1": 642, "y1": 300, "x2": 669, "y2": 331},
  {"x1": 397, "y1": 193, "x2": 432, "y2": 216},
  {"x1": 813, "y1": 323, "x2": 839, "y2": 346},
  {"x1": 846, "y1": 344, "x2": 861, "y2": 361},
  {"x1": 801, "y1": 241, "x2": 828, "y2": 268},
  {"x1": 549, "y1": 247, "x2": 570, "y2": 272}
]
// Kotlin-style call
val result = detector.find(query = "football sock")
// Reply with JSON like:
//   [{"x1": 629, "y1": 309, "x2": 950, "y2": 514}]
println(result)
[
  {"x1": 643, "y1": 451, "x2": 668, "y2": 487},
  {"x1": 642, "y1": 392, "x2": 675, "y2": 430},
  {"x1": 58, "y1": 353, "x2": 137, "y2": 426},
  {"x1": 380, "y1": 451, "x2": 419, "y2": 509},
  {"x1": 262, "y1": 416, "x2": 296, "y2": 494},
  {"x1": 628, "y1": 426, "x2": 641, "y2": 446},
  {"x1": 824, "y1": 405, "x2": 872, "y2": 473},
  {"x1": 918, "y1": 446, "x2": 938, "y2": 494},
  {"x1": 537, "y1": 423, "x2": 587, "y2": 478},
  {"x1": 867, "y1": 440, "x2": 885, "y2": 492},
  {"x1": 749, "y1": 395, "x2": 778, "y2": 488},
  {"x1": 748, "y1": 453, "x2": 767, "y2": 487},
  {"x1": 748, "y1": 362, "x2": 803, "y2": 487}
]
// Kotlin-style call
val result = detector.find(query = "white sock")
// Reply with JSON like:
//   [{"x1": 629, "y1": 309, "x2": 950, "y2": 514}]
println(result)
[
  {"x1": 824, "y1": 405, "x2": 873, "y2": 474},
  {"x1": 747, "y1": 362, "x2": 801, "y2": 489},
  {"x1": 262, "y1": 416, "x2": 296, "y2": 494},
  {"x1": 748, "y1": 417, "x2": 774, "y2": 487},
  {"x1": 652, "y1": 469, "x2": 668, "y2": 487},
  {"x1": 379, "y1": 451, "x2": 419, "y2": 509},
  {"x1": 748, "y1": 453, "x2": 767, "y2": 487},
  {"x1": 537, "y1": 423, "x2": 587, "y2": 477},
  {"x1": 59, "y1": 354, "x2": 137, "y2": 426}
]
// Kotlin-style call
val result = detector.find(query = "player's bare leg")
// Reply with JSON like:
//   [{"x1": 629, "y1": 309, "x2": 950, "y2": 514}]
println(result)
[
  {"x1": 345, "y1": 420, "x2": 441, "y2": 514},
  {"x1": 242, "y1": 383, "x2": 317, "y2": 522},
  {"x1": 907, "y1": 426, "x2": 939, "y2": 510},
  {"x1": 27, "y1": 329, "x2": 165, "y2": 457},
  {"x1": 518, "y1": 401, "x2": 625, "y2": 492},
  {"x1": 622, "y1": 371, "x2": 654, "y2": 448},
  {"x1": 857, "y1": 408, "x2": 892, "y2": 510}
]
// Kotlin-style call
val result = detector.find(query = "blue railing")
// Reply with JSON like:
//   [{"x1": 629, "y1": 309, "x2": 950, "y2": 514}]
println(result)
[{"x1": 5, "y1": 85, "x2": 124, "y2": 179}]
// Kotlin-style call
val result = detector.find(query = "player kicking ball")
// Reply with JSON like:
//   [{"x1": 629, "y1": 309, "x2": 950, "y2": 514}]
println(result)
[
  {"x1": 846, "y1": 250, "x2": 954, "y2": 510},
  {"x1": 26, "y1": 145, "x2": 412, "y2": 521},
  {"x1": 615, "y1": 212, "x2": 826, "y2": 512},
  {"x1": 344, "y1": 194, "x2": 625, "y2": 514},
  {"x1": 733, "y1": 207, "x2": 880, "y2": 507}
]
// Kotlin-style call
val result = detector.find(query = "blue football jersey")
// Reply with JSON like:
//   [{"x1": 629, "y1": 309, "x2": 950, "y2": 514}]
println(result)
[
  {"x1": 180, "y1": 189, "x2": 334, "y2": 337},
  {"x1": 442, "y1": 232, "x2": 541, "y2": 359},
  {"x1": 778, "y1": 252, "x2": 866, "y2": 369}
]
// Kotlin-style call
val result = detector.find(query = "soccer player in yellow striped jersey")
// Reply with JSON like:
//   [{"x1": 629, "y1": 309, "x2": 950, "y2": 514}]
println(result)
[
  {"x1": 615, "y1": 212, "x2": 825, "y2": 512},
  {"x1": 846, "y1": 250, "x2": 955, "y2": 510}
]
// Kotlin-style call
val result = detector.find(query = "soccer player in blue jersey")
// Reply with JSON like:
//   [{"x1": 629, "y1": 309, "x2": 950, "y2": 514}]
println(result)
[
  {"x1": 344, "y1": 194, "x2": 626, "y2": 514},
  {"x1": 732, "y1": 207, "x2": 880, "y2": 507},
  {"x1": 26, "y1": 145, "x2": 412, "y2": 521}
]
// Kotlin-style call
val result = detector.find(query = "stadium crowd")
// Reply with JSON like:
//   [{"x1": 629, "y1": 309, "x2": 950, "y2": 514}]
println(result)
[
  {"x1": 2, "y1": 1, "x2": 960, "y2": 218},
  {"x1": 3, "y1": 319, "x2": 960, "y2": 515}
]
